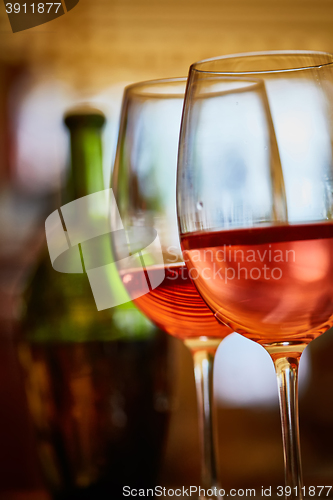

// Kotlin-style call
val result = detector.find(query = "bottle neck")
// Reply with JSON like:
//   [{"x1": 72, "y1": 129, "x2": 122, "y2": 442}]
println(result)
[{"x1": 63, "y1": 112, "x2": 105, "y2": 204}]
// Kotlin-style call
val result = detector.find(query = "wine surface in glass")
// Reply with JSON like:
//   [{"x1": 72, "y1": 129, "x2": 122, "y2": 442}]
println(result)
[
  {"x1": 122, "y1": 264, "x2": 230, "y2": 340},
  {"x1": 181, "y1": 222, "x2": 333, "y2": 346}
]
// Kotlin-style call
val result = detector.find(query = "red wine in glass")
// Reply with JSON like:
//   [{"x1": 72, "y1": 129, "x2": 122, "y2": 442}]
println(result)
[
  {"x1": 122, "y1": 263, "x2": 230, "y2": 341},
  {"x1": 181, "y1": 222, "x2": 333, "y2": 347}
]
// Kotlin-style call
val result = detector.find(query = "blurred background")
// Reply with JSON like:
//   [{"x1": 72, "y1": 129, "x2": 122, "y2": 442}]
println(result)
[{"x1": 1, "y1": 0, "x2": 333, "y2": 498}]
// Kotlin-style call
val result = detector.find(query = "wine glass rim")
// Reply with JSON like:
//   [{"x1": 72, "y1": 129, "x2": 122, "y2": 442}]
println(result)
[
  {"x1": 125, "y1": 77, "x2": 187, "y2": 98},
  {"x1": 189, "y1": 77, "x2": 268, "y2": 99},
  {"x1": 191, "y1": 50, "x2": 333, "y2": 75}
]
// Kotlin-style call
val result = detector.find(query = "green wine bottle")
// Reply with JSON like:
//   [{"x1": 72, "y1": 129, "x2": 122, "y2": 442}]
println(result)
[{"x1": 19, "y1": 108, "x2": 171, "y2": 500}]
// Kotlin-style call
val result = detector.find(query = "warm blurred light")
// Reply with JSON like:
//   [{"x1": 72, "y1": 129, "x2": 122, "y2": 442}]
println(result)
[
  {"x1": 12, "y1": 80, "x2": 130, "y2": 193},
  {"x1": 13, "y1": 79, "x2": 72, "y2": 192}
]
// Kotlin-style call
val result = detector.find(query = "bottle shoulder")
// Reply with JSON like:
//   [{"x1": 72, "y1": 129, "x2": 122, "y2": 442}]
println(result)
[{"x1": 21, "y1": 248, "x2": 157, "y2": 343}]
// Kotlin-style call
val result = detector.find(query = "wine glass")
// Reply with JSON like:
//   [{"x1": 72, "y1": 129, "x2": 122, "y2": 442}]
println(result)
[
  {"x1": 111, "y1": 78, "x2": 235, "y2": 498},
  {"x1": 177, "y1": 51, "x2": 333, "y2": 499}
]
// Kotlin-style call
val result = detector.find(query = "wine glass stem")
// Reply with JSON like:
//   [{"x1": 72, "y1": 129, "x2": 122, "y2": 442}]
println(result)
[
  {"x1": 191, "y1": 346, "x2": 220, "y2": 497},
  {"x1": 273, "y1": 356, "x2": 303, "y2": 500}
]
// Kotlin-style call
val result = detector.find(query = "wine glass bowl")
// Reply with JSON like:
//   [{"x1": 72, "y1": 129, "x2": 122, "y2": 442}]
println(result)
[
  {"x1": 178, "y1": 51, "x2": 333, "y2": 349},
  {"x1": 112, "y1": 78, "x2": 230, "y2": 343},
  {"x1": 177, "y1": 51, "x2": 333, "y2": 499}
]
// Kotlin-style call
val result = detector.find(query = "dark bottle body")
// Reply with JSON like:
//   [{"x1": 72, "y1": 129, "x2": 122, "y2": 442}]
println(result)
[{"x1": 19, "y1": 109, "x2": 171, "y2": 499}]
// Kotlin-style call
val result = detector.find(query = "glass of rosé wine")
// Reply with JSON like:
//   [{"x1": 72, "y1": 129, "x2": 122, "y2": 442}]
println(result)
[
  {"x1": 111, "y1": 77, "x2": 284, "y2": 499},
  {"x1": 177, "y1": 51, "x2": 333, "y2": 500}
]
